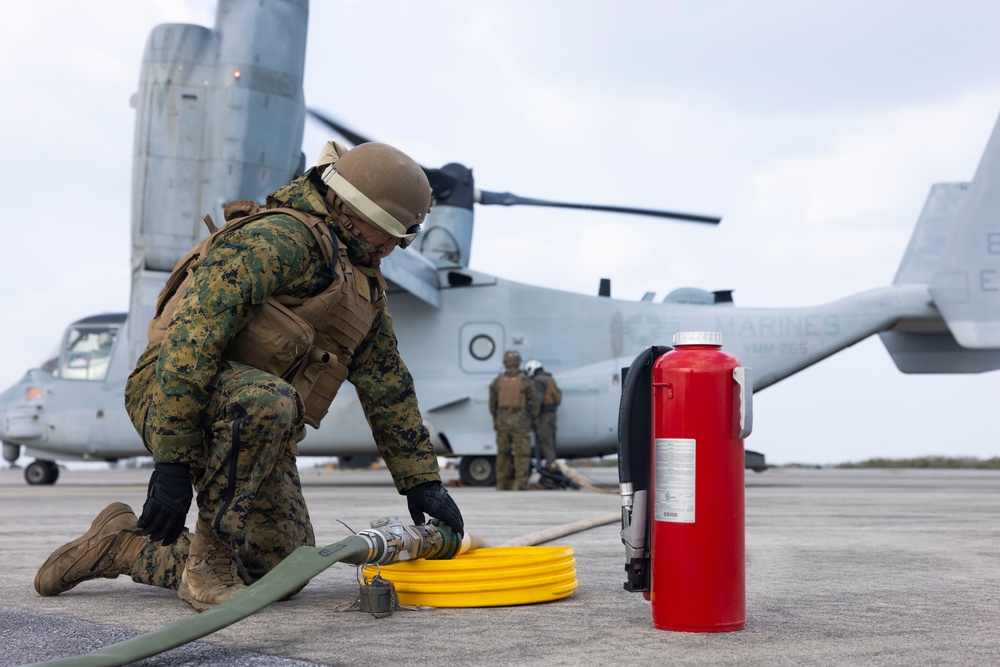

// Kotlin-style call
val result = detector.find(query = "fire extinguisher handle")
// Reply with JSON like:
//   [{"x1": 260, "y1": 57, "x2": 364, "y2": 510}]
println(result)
[{"x1": 733, "y1": 367, "x2": 753, "y2": 439}]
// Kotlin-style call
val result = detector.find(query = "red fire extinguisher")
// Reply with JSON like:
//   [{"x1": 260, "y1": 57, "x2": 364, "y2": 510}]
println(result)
[{"x1": 650, "y1": 331, "x2": 751, "y2": 632}]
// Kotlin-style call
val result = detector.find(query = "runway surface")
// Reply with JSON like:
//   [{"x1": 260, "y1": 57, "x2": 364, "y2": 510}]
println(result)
[{"x1": 1, "y1": 465, "x2": 998, "y2": 666}]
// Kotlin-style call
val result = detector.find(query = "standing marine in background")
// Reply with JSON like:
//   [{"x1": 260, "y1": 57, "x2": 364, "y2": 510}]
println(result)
[
  {"x1": 488, "y1": 350, "x2": 539, "y2": 491},
  {"x1": 524, "y1": 360, "x2": 562, "y2": 472},
  {"x1": 34, "y1": 141, "x2": 464, "y2": 612}
]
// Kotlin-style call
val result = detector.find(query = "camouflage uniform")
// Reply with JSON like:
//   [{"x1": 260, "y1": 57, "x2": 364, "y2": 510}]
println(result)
[
  {"x1": 532, "y1": 370, "x2": 561, "y2": 471},
  {"x1": 489, "y1": 366, "x2": 539, "y2": 491},
  {"x1": 123, "y1": 169, "x2": 441, "y2": 589}
]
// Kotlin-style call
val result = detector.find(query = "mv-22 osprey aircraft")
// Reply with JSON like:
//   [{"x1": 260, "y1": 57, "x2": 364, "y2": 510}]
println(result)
[{"x1": 3, "y1": 0, "x2": 1000, "y2": 486}]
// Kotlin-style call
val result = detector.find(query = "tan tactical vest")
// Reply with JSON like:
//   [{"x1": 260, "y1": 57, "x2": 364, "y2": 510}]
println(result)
[
  {"x1": 147, "y1": 201, "x2": 385, "y2": 428},
  {"x1": 496, "y1": 374, "x2": 527, "y2": 409}
]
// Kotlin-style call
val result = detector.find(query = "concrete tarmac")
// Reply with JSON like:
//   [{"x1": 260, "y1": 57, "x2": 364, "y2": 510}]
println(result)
[{"x1": 1, "y1": 465, "x2": 999, "y2": 666}]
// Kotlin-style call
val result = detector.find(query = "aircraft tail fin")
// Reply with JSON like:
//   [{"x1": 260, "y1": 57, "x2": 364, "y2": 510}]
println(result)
[
  {"x1": 879, "y1": 118, "x2": 1000, "y2": 373},
  {"x1": 926, "y1": 112, "x2": 1000, "y2": 348},
  {"x1": 890, "y1": 183, "x2": 969, "y2": 286}
]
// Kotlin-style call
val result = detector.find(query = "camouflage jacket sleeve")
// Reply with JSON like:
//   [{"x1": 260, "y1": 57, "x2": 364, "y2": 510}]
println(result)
[
  {"x1": 488, "y1": 376, "x2": 499, "y2": 417},
  {"x1": 147, "y1": 217, "x2": 329, "y2": 465},
  {"x1": 349, "y1": 308, "x2": 441, "y2": 494},
  {"x1": 525, "y1": 377, "x2": 541, "y2": 420}
]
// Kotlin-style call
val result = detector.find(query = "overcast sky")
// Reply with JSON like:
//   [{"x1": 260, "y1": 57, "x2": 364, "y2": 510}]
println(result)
[{"x1": 2, "y1": 0, "x2": 1000, "y2": 466}]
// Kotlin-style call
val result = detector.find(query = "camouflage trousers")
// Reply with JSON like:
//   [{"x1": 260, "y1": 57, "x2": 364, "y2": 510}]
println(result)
[
  {"x1": 131, "y1": 362, "x2": 315, "y2": 590},
  {"x1": 533, "y1": 411, "x2": 558, "y2": 470},
  {"x1": 495, "y1": 428, "x2": 532, "y2": 491}
]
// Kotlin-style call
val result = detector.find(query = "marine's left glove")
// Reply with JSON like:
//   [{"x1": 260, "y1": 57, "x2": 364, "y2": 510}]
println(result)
[
  {"x1": 406, "y1": 481, "x2": 465, "y2": 538},
  {"x1": 137, "y1": 462, "x2": 193, "y2": 546}
]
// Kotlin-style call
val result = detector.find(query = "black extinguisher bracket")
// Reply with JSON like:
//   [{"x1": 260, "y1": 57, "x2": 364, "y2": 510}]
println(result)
[{"x1": 618, "y1": 345, "x2": 671, "y2": 593}]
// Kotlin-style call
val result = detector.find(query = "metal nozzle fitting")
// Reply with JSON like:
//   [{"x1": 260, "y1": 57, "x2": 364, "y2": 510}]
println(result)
[{"x1": 356, "y1": 517, "x2": 463, "y2": 565}]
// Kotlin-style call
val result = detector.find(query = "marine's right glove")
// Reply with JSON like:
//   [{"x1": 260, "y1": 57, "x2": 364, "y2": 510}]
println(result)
[
  {"x1": 406, "y1": 480, "x2": 465, "y2": 538},
  {"x1": 137, "y1": 462, "x2": 193, "y2": 546}
]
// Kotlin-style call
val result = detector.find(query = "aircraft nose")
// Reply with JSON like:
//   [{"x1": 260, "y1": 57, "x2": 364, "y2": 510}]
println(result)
[{"x1": 0, "y1": 403, "x2": 45, "y2": 442}]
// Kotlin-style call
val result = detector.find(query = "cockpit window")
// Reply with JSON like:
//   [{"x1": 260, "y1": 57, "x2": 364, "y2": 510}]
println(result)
[{"x1": 55, "y1": 325, "x2": 119, "y2": 381}]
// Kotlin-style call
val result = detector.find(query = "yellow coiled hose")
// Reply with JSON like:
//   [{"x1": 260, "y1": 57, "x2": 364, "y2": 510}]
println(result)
[
  {"x1": 362, "y1": 512, "x2": 619, "y2": 607},
  {"x1": 363, "y1": 546, "x2": 578, "y2": 606}
]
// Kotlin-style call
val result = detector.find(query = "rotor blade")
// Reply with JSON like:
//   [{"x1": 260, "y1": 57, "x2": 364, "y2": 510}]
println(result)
[
  {"x1": 306, "y1": 108, "x2": 376, "y2": 146},
  {"x1": 477, "y1": 190, "x2": 721, "y2": 224},
  {"x1": 306, "y1": 109, "x2": 719, "y2": 224}
]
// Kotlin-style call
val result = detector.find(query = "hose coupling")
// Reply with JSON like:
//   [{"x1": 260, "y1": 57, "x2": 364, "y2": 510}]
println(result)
[{"x1": 356, "y1": 517, "x2": 462, "y2": 565}]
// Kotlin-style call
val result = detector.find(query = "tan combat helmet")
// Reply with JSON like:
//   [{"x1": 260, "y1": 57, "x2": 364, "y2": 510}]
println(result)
[
  {"x1": 316, "y1": 139, "x2": 349, "y2": 170},
  {"x1": 503, "y1": 350, "x2": 522, "y2": 369},
  {"x1": 320, "y1": 142, "x2": 432, "y2": 248}
]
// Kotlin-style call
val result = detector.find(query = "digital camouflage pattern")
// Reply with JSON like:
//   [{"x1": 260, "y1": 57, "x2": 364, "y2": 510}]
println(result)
[
  {"x1": 126, "y1": 169, "x2": 440, "y2": 492},
  {"x1": 489, "y1": 368, "x2": 539, "y2": 490},
  {"x1": 131, "y1": 362, "x2": 314, "y2": 589},
  {"x1": 123, "y1": 171, "x2": 441, "y2": 586},
  {"x1": 125, "y1": 181, "x2": 332, "y2": 462}
]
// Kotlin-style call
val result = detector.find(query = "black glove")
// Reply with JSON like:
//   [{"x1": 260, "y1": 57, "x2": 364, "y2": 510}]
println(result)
[
  {"x1": 406, "y1": 481, "x2": 464, "y2": 538},
  {"x1": 137, "y1": 462, "x2": 193, "y2": 546}
]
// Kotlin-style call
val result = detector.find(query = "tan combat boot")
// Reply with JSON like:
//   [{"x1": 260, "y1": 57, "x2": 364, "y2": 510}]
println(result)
[
  {"x1": 177, "y1": 520, "x2": 246, "y2": 612},
  {"x1": 34, "y1": 502, "x2": 145, "y2": 596}
]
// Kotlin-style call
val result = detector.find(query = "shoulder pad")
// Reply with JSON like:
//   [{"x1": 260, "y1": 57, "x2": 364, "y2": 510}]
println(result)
[{"x1": 224, "y1": 199, "x2": 261, "y2": 222}]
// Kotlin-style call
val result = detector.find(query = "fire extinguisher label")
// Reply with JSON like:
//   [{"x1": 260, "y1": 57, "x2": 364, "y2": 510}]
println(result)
[{"x1": 654, "y1": 438, "x2": 696, "y2": 523}]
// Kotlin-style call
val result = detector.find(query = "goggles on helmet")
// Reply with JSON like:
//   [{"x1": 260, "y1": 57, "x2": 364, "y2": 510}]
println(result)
[{"x1": 322, "y1": 167, "x2": 420, "y2": 248}]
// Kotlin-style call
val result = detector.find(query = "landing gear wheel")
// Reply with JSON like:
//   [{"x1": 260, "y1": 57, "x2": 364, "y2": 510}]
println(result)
[
  {"x1": 459, "y1": 456, "x2": 496, "y2": 487},
  {"x1": 25, "y1": 460, "x2": 59, "y2": 485}
]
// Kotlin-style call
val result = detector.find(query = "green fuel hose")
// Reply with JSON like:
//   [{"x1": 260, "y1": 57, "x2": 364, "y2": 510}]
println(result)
[
  {"x1": 27, "y1": 519, "x2": 473, "y2": 667},
  {"x1": 27, "y1": 513, "x2": 613, "y2": 667}
]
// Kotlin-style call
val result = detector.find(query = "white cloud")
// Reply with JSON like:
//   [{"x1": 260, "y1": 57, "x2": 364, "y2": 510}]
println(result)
[{"x1": 5, "y1": 0, "x2": 1000, "y2": 466}]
